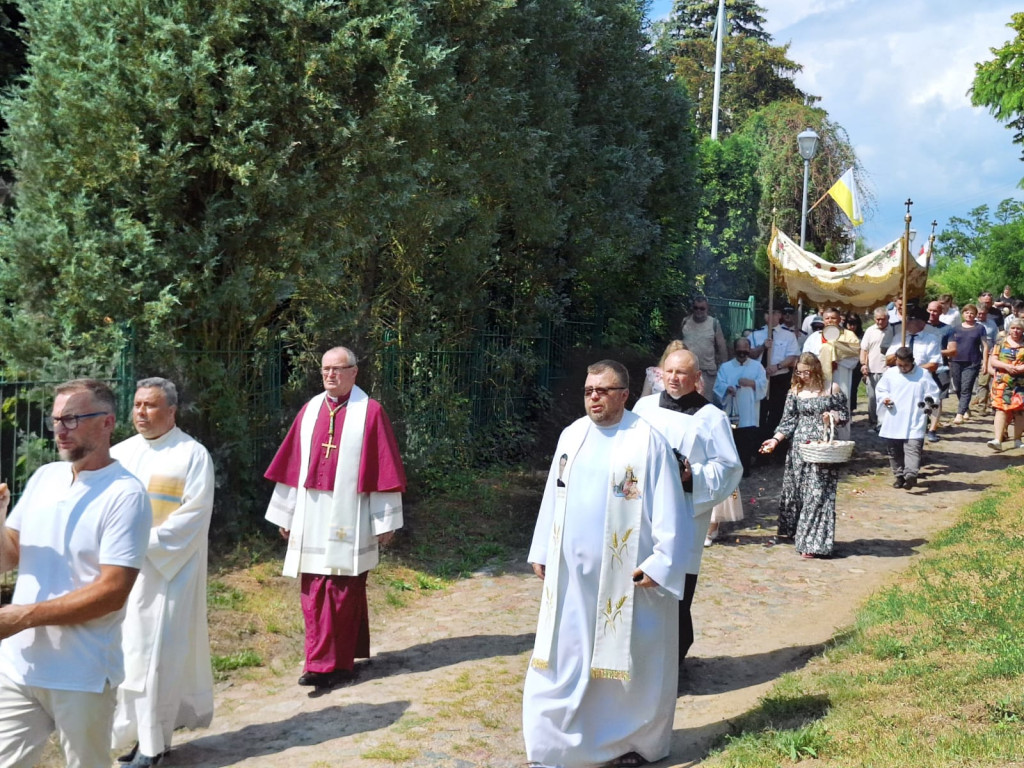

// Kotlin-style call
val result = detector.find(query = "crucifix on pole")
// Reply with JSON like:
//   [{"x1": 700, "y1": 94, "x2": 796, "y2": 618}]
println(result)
[{"x1": 900, "y1": 198, "x2": 913, "y2": 347}]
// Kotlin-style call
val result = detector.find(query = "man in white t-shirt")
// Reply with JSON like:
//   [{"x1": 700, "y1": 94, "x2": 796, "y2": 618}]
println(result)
[{"x1": 0, "y1": 379, "x2": 152, "y2": 767}]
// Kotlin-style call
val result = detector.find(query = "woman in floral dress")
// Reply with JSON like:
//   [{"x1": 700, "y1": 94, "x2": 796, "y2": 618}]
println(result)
[
  {"x1": 988, "y1": 317, "x2": 1024, "y2": 450},
  {"x1": 759, "y1": 353, "x2": 848, "y2": 558}
]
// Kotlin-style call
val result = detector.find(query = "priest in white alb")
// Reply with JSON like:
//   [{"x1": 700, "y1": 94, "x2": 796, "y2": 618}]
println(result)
[
  {"x1": 876, "y1": 346, "x2": 940, "y2": 491},
  {"x1": 265, "y1": 346, "x2": 406, "y2": 689},
  {"x1": 713, "y1": 337, "x2": 767, "y2": 477},
  {"x1": 633, "y1": 348, "x2": 742, "y2": 662},
  {"x1": 110, "y1": 377, "x2": 216, "y2": 768},
  {"x1": 523, "y1": 360, "x2": 691, "y2": 768}
]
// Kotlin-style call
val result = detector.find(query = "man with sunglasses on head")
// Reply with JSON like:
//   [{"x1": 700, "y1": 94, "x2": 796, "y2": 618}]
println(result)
[
  {"x1": 680, "y1": 296, "x2": 728, "y2": 399},
  {"x1": 265, "y1": 346, "x2": 405, "y2": 691},
  {"x1": 524, "y1": 360, "x2": 690, "y2": 768},
  {"x1": 0, "y1": 379, "x2": 151, "y2": 767}
]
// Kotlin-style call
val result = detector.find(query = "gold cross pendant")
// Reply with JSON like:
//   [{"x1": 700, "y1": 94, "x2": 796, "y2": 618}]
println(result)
[{"x1": 322, "y1": 438, "x2": 338, "y2": 459}]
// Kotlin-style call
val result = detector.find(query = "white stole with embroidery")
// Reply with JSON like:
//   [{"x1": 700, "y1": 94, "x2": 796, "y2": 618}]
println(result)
[{"x1": 531, "y1": 415, "x2": 651, "y2": 680}]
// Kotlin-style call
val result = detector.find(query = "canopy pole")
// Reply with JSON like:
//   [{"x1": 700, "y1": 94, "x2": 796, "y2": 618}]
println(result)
[
  {"x1": 925, "y1": 219, "x2": 937, "y2": 275},
  {"x1": 766, "y1": 262, "x2": 775, "y2": 399},
  {"x1": 900, "y1": 199, "x2": 913, "y2": 347}
]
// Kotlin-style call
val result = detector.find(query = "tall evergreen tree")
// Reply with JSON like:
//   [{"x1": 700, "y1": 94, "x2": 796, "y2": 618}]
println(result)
[
  {"x1": 0, "y1": 1, "x2": 27, "y2": 186},
  {"x1": 653, "y1": 0, "x2": 813, "y2": 137},
  {"x1": 0, "y1": 0, "x2": 699, "y2": 524},
  {"x1": 663, "y1": 0, "x2": 770, "y2": 42}
]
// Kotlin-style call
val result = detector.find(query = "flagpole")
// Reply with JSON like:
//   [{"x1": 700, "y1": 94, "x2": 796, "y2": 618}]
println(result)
[
  {"x1": 710, "y1": 0, "x2": 725, "y2": 141},
  {"x1": 900, "y1": 199, "x2": 913, "y2": 347},
  {"x1": 807, "y1": 188, "x2": 831, "y2": 213}
]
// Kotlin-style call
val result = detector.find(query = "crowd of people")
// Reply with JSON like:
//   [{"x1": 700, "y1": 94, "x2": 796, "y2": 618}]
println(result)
[
  {"x1": 522, "y1": 289, "x2": 1019, "y2": 768},
  {"x1": 0, "y1": 347, "x2": 407, "y2": 768},
  {"x1": 0, "y1": 296, "x2": 1014, "y2": 768}
]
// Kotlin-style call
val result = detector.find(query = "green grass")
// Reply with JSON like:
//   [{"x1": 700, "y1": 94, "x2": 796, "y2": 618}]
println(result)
[
  {"x1": 703, "y1": 466, "x2": 1024, "y2": 767},
  {"x1": 211, "y1": 649, "x2": 263, "y2": 680}
]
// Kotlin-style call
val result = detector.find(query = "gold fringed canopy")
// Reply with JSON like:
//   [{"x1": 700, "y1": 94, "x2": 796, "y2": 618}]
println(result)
[{"x1": 767, "y1": 228, "x2": 928, "y2": 313}]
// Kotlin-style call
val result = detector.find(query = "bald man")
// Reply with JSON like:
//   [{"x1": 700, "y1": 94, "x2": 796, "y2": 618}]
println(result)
[{"x1": 633, "y1": 348, "x2": 743, "y2": 663}]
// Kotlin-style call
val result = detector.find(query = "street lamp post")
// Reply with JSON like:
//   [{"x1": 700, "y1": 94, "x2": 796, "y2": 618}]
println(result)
[{"x1": 797, "y1": 128, "x2": 820, "y2": 249}]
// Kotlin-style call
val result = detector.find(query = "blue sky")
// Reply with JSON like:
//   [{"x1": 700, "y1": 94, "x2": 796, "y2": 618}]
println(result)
[{"x1": 648, "y1": 0, "x2": 1024, "y2": 250}]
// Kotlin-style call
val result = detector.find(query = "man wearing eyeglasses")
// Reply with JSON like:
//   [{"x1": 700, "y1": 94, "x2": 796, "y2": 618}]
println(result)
[
  {"x1": 109, "y1": 378, "x2": 215, "y2": 767},
  {"x1": 0, "y1": 379, "x2": 151, "y2": 767},
  {"x1": 264, "y1": 346, "x2": 406, "y2": 690},
  {"x1": 524, "y1": 360, "x2": 690, "y2": 768}
]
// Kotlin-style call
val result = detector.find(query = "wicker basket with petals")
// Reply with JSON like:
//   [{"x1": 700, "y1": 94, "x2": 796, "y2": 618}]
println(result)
[{"x1": 796, "y1": 418, "x2": 854, "y2": 464}]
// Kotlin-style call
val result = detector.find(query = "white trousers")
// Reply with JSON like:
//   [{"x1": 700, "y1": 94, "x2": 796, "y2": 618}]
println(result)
[{"x1": 0, "y1": 673, "x2": 116, "y2": 768}]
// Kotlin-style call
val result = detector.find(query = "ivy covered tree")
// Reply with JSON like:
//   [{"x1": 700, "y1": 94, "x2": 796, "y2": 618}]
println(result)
[
  {"x1": 736, "y1": 100, "x2": 867, "y2": 257},
  {"x1": 686, "y1": 134, "x2": 761, "y2": 296}
]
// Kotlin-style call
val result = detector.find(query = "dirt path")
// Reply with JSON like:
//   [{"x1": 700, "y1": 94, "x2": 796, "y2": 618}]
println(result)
[{"x1": 165, "y1": 409, "x2": 1020, "y2": 768}]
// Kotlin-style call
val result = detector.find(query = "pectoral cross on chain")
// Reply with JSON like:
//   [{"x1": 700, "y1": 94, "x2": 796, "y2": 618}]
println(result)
[
  {"x1": 322, "y1": 398, "x2": 347, "y2": 459},
  {"x1": 321, "y1": 436, "x2": 338, "y2": 459}
]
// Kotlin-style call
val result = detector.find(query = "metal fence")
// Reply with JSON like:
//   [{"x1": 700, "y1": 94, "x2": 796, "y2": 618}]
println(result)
[
  {"x1": 708, "y1": 295, "x2": 756, "y2": 342},
  {"x1": 0, "y1": 299, "x2": 750, "y2": 518},
  {"x1": 0, "y1": 374, "x2": 136, "y2": 502}
]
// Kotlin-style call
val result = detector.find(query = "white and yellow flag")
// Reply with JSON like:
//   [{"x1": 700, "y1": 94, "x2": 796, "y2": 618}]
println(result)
[{"x1": 826, "y1": 168, "x2": 863, "y2": 226}]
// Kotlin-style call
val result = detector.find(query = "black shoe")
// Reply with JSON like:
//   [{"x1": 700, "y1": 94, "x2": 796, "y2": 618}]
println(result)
[
  {"x1": 125, "y1": 754, "x2": 163, "y2": 768},
  {"x1": 298, "y1": 670, "x2": 333, "y2": 687},
  {"x1": 299, "y1": 668, "x2": 357, "y2": 688},
  {"x1": 892, "y1": 477, "x2": 905, "y2": 488},
  {"x1": 903, "y1": 476, "x2": 917, "y2": 490},
  {"x1": 118, "y1": 744, "x2": 138, "y2": 763}
]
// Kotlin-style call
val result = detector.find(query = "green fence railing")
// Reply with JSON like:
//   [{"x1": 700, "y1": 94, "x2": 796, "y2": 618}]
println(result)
[{"x1": 708, "y1": 295, "x2": 756, "y2": 342}]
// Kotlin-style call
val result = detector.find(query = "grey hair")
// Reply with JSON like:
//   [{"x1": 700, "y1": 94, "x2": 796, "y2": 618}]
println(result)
[
  {"x1": 136, "y1": 377, "x2": 178, "y2": 407},
  {"x1": 1009, "y1": 318, "x2": 1024, "y2": 331},
  {"x1": 324, "y1": 346, "x2": 359, "y2": 366}
]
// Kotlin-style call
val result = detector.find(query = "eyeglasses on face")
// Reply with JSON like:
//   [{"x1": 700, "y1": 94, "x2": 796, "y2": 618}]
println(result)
[
  {"x1": 321, "y1": 365, "x2": 356, "y2": 376},
  {"x1": 795, "y1": 369, "x2": 813, "y2": 377},
  {"x1": 44, "y1": 412, "x2": 109, "y2": 431},
  {"x1": 583, "y1": 386, "x2": 627, "y2": 398}
]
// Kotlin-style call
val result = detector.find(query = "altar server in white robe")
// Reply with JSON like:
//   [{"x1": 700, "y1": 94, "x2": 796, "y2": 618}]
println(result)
[
  {"x1": 524, "y1": 360, "x2": 691, "y2": 768},
  {"x1": 803, "y1": 308, "x2": 860, "y2": 440},
  {"x1": 876, "y1": 347, "x2": 940, "y2": 491},
  {"x1": 634, "y1": 348, "x2": 742, "y2": 662},
  {"x1": 111, "y1": 378, "x2": 215, "y2": 767},
  {"x1": 713, "y1": 337, "x2": 767, "y2": 477}
]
